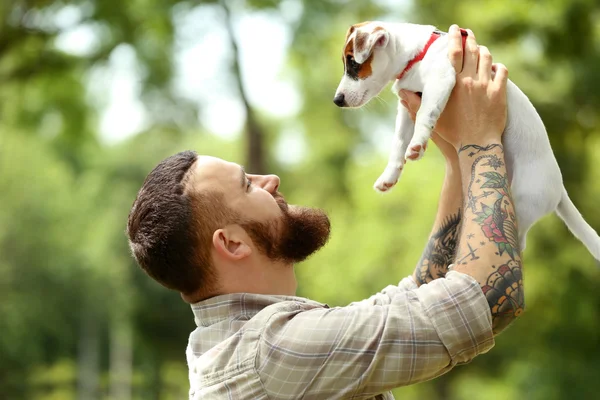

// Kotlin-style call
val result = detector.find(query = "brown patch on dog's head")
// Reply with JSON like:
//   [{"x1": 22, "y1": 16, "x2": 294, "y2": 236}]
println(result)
[
  {"x1": 343, "y1": 21, "x2": 374, "y2": 57},
  {"x1": 344, "y1": 21, "x2": 372, "y2": 42},
  {"x1": 354, "y1": 31, "x2": 368, "y2": 54},
  {"x1": 343, "y1": 38, "x2": 373, "y2": 80},
  {"x1": 344, "y1": 26, "x2": 354, "y2": 44},
  {"x1": 342, "y1": 22, "x2": 380, "y2": 80},
  {"x1": 344, "y1": 37, "x2": 354, "y2": 60},
  {"x1": 357, "y1": 55, "x2": 373, "y2": 79}
]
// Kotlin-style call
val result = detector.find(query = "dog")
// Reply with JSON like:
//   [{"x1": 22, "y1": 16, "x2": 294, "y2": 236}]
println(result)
[{"x1": 333, "y1": 21, "x2": 600, "y2": 259}]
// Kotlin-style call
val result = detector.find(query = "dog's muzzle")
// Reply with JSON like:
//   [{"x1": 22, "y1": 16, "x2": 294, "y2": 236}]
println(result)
[{"x1": 333, "y1": 93, "x2": 346, "y2": 107}]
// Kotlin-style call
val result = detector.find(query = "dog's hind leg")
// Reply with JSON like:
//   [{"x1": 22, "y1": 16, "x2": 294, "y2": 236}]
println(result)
[
  {"x1": 510, "y1": 160, "x2": 562, "y2": 252},
  {"x1": 374, "y1": 103, "x2": 414, "y2": 192}
]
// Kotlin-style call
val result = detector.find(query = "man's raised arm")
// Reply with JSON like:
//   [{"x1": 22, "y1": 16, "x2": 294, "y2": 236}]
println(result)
[
  {"x1": 404, "y1": 26, "x2": 524, "y2": 333},
  {"x1": 410, "y1": 131, "x2": 462, "y2": 286},
  {"x1": 402, "y1": 23, "x2": 482, "y2": 288},
  {"x1": 453, "y1": 142, "x2": 523, "y2": 334},
  {"x1": 438, "y1": 28, "x2": 523, "y2": 335}
]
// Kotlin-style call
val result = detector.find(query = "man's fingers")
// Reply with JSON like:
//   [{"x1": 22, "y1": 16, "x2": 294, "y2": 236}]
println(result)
[
  {"x1": 399, "y1": 90, "x2": 422, "y2": 113},
  {"x1": 447, "y1": 24, "x2": 463, "y2": 74},
  {"x1": 492, "y1": 63, "x2": 508, "y2": 85},
  {"x1": 400, "y1": 99, "x2": 417, "y2": 122},
  {"x1": 478, "y1": 46, "x2": 492, "y2": 82},
  {"x1": 407, "y1": 109, "x2": 417, "y2": 122},
  {"x1": 460, "y1": 29, "x2": 479, "y2": 77}
]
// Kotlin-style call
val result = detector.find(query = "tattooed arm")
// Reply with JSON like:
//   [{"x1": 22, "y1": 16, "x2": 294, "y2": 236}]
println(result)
[
  {"x1": 453, "y1": 143, "x2": 523, "y2": 334},
  {"x1": 412, "y1": 134, "x2": 462, "y2": 286},
  {"x1": 417, "y1": 27, "x2": 523, "y2": 334},
  {"x1": 397, "y1": 90, "x2": 465, "y2": 286},
  {"x1": 442, "y1": 30, "x2": 522, "y2": 334},
  {"x1": 401, "y1": 28, "x2": 524, "y2": 333}
]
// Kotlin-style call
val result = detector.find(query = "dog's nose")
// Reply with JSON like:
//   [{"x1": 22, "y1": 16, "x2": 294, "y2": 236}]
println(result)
[{"x1": 333, "y1": 93, "x2": 346, "y2": 107}]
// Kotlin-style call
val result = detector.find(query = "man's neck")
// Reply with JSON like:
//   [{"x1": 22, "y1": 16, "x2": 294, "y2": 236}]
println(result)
[{"x1": 183, "y1": 259, "x2": 297, "y2": 303}]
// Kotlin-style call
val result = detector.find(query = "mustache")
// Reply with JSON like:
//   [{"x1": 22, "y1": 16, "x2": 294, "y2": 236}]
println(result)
[{"x1": 273, "y1": 191, "x2": 289, "y2": 212}]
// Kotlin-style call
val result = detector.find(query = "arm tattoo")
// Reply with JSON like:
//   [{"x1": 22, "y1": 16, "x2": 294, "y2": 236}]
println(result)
[
  {"x1": 482, "y1": 259, "x2": 524, "y2": 333},
  {"x1": 458, "y1": 143, "x2": 503, "y2": 156},
  {"x1": 415, "y1": 208, "x2": 462, "y2": 285},
  {"x1": 458, "y1": 144, "x2": 524, "y2": 334},
  {"x1": 470, "y1": 153, "x2": 519, "y2": 260}
]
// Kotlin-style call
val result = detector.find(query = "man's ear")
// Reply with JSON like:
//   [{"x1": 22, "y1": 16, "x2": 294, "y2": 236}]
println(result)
[
  {"x1": 354, "y1": 27, "x2": 389, "y2": 64},
  {"x1": 212, "y1": 226, "x2": 252, "y2": 261}
]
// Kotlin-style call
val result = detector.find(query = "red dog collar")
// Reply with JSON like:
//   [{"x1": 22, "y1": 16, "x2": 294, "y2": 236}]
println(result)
[{"x1": 396, "y1": 28, "x2": 468, "y2": 80}]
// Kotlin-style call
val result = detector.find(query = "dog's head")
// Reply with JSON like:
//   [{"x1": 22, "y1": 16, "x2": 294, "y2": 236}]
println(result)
[{"x1": 333, "y1": 21, "x2": 393, "y2": 108}]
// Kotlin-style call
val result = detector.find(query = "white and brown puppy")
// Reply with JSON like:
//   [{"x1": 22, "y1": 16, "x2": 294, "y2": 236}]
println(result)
[{"x1": 333, "y1": 21, "x2": 600, "y2": 259}]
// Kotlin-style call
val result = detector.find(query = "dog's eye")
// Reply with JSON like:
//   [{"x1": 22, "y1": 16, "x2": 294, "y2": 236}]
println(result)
[
  {"x1": 346, "y1": 54, "x2": 360, "y2": 79},
  {"x1": 347, "y1": 55, "x2": 359, "y2": 67}
]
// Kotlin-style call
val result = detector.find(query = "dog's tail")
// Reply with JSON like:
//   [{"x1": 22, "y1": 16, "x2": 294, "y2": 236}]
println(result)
[{"x1": 556, "y1": 187, "x2": 600, "y2": 262}]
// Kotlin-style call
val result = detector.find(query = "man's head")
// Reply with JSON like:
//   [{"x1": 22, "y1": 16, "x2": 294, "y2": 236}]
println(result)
[{"x1": 127, "y1": 151, "x2": 331, "y2": 302}]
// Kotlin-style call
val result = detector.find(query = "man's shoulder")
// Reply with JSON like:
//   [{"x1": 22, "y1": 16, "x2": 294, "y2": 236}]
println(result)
[
  {"x1": 186, "y1": 293, "x2": 330, "y2": 397},
  {"x1": 187, "y1": 293, "x2": 330, "y2": 354}
]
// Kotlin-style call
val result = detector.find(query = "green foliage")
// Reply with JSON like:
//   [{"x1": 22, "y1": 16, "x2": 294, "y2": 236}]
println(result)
[{"x1": 1, "y1": 0, "x2": 599, "y2": 398}]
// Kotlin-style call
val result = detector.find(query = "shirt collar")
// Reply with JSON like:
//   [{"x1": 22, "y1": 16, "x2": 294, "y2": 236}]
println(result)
[{"x1": 190, "y1": 293, "x2": 328, "y2": 327}]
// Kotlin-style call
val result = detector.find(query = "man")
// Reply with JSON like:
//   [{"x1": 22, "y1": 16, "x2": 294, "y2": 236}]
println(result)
[{"x1": 127, "y1": 25, "x2": 523, "y2": 399}]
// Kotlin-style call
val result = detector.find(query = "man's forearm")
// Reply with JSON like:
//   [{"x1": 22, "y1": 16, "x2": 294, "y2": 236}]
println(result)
[
  {"x1": 452, "y1": 142, "x2": 524, "y2": 334},
  {"x1": 413, "y1": 160, "x2": 463, "y2": 286}
]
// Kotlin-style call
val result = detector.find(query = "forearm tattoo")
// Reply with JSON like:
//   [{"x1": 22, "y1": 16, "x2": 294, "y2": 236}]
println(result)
[
  {"x1": 458, "y1": 143, "x2": 503, "y2": 155},
  {"x1": 457, "y1": 144, "x2": 524, "y2": 334},
  {"x1": 415, "y1": 209, "x2": 461, "y2": 285},
  {"x1": 482, "y1": 260, "x2": 524, "y2": 334}
]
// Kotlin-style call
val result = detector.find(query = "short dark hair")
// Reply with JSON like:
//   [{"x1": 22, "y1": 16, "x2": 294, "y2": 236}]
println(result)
[{"x1": 126, "y1": 151, "x2": 229, "y2": 297}]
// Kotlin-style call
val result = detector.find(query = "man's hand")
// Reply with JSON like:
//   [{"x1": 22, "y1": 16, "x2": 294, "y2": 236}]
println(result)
[
  {"x1": 441, "y1": 27, "x2": 508, "y2": 148},
  {"x1": 399, "y1": 94, "x2": 457, "y2": 165},
  {"x1": 399, "y1": 25, "x2": 508, "y2": 153}
]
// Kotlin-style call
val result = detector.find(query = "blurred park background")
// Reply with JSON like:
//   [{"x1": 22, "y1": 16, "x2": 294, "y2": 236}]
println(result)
[{"x1": 1, "y1": 0, "x2": 600, "y2": 399}]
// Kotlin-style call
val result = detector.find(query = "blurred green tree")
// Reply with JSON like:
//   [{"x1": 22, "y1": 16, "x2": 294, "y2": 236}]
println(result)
[{"x1": 0, "y1": 0, "x2": 599, "y2": 399}]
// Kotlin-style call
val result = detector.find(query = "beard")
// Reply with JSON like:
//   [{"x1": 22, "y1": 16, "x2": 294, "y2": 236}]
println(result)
[{"x1": 240, "y1": 193, "x2": 331, "y2": 264}]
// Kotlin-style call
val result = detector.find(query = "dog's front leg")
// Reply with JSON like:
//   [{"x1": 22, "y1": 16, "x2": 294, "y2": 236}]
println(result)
[
  {"x1": 374, "y1": 102, "x2": 414, "y2": 192},
  {"x1": 405, "y1": 67, "x2": 456, "y2": 161}
]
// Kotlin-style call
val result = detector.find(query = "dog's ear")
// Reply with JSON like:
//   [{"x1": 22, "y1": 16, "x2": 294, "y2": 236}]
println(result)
[{"x1": 354, "y1": 27, "x2": 389, "y2": 64}]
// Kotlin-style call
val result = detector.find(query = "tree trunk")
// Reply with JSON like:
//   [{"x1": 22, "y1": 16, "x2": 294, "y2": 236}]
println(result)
[
  {"x1": 221, "y1": 0, "x2": 267, "y2": 174},
  {"x1": 433, "y1": 373, "x2": 451, "y2": 400},
  {"x1": 109, "y1": 317, "x2": 133, "y2": 400},
  {"x1": 77, "y1": 314, "x2": 99, "y2": 400}
]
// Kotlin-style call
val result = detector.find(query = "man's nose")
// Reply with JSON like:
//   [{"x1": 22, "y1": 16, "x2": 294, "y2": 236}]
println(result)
[
  {"x1": 333, "y1": 93, "x2": 346, "y2": 107},
  {"x1": 251, "y1": 174, "x2": 280, "y2": 193}
]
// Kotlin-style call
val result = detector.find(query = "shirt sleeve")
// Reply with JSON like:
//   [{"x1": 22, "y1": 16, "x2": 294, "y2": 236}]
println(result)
[
  {"x1": 254, "y1": 271, "x2": 494, "y2": 399},
  {"x1": 348, "y1": 274, "x2": 419, "y2": 307}
]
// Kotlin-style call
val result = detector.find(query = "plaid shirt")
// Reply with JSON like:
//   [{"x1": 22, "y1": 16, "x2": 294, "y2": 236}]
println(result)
[{"x1": 186, "y1": 270, "x2": 494, "y2": 399}]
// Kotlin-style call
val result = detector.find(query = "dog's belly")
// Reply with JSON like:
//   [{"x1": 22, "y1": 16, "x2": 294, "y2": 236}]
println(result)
[
  {"x1": 502, "y1": 79, "x2": 563, "y2": 244},
  {"x1": 503, "y1": 79, "x2": 561, "y2": 184}
]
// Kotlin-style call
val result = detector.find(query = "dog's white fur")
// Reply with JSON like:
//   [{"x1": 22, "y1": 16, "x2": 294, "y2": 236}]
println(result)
[{"x1": 334, "y1": 21, "x2": 600, "y2": 259}]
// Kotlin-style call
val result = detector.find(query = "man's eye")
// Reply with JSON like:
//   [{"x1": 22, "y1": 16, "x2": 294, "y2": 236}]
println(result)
[{"x1": 246, "y1": 178, "x2": 252, "y2": 190}]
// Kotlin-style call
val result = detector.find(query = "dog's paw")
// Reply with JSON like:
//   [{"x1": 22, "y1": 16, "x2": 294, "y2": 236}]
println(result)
[
  {"x1": 373, "y1": 165, "x2": 403, "y2": 193},
  {"x1": 373, "y1": 178, "x2": 397, "y2": 193},
  {"x1": 405, "y1": 141, "x2": 428, "y2": 161}
]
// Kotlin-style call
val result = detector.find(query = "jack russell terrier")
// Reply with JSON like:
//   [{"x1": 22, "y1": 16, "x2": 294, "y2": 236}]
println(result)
[{"x1": 333, "y1": 21, "x2": 600, "y2": 260}]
